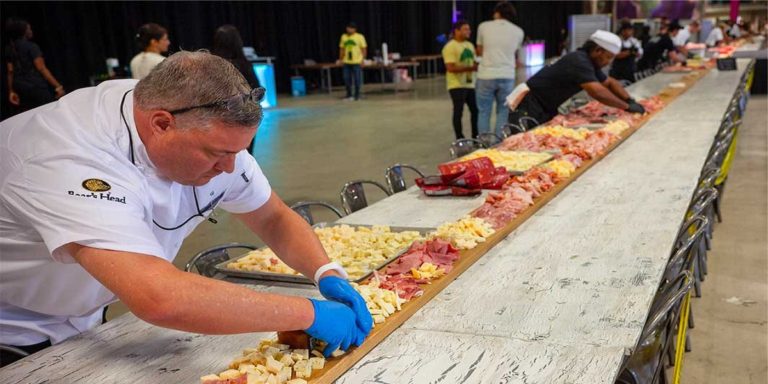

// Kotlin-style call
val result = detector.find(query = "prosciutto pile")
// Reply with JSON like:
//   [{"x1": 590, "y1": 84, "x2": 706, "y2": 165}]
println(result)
[
  {"x1": 372, "y1": 238, "x2": 461, "y2": 300},
  {"x1": 549, "y1": 96, "x2": 664, "y2": 128},
  {"x1": 472, "y1": 167, "x2": 560, "y2": 229}
]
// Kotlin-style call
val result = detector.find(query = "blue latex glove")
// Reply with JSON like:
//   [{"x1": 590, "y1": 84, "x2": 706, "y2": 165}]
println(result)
[
  {"x1": 305, "y1": 299, "x2": 366, "y2": 357},
  {"x1": 318, "y1": 275, "x2": 373, "y2": 335}
]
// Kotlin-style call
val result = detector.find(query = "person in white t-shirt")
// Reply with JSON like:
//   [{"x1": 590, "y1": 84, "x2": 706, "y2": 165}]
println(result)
[
  {"x1": 705, "y1": 23, "x2": 728, "y2": 47},
  {"x1": 130, "y1": 23, "x2": 170, "y2": 80},
  {"x1": 673, "y1": 20, "x2": 701, "y2": 54},
  {"x1": 0, "y1": 51, "x2": 371, "y2": 366},
  {"x1": 475, "y1": 1, "x2": 524, "y2": 135}
]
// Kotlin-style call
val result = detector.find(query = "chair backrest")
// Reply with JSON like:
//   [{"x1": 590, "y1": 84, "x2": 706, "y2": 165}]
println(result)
[
  {"x1": 290, "y1": 201, "x2": 343, "y2": 225},
  {"x1": 499, "y1": 123, "x2": 524, "y2": 138},
  {"x1": 642, "y1": 270, "x2": 694, "y2": 342},
  {"x1": 665, "y1": 215, "x2": 708, "y2": 280},
  {"x1": 449, "y1": 138, "x2": 486, "y2": 159},
  {"x1": 517, "y1": 116, "x2": 540, "y2": 131},
  {"x1": 384, "y1": 164, "x2": 425, "y2": 194},
  {"x1": 476, "y1": 132, "x2": 503, "y2": 148},
  {"x1": 339, "y1": 180, "x2": 391, "y2": 214},
  {"x1": 686, "y1": 188, "x2": 718, "y2": 220},
  {"x1": 185, "y1": 243, "x2": 258, "y2": 277}
]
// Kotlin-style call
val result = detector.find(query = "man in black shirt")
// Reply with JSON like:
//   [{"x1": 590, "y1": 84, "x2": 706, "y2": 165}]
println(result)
[
  {"x1": 508, "y1": 30, "x2": 644, "y2": 130},
  {"x1": 637, "y1": 22, "x2": 685, "y2": 71}
]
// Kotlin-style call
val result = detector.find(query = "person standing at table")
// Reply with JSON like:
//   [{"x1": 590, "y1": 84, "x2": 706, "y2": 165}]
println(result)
[
  {"x1": 475, "y1": 1, "x2": 524, "y2": 135},
  {"x1": 637, "y1": 22, "x2": 685, "y2": 71},
  {"x1": 610, "y1": 22, "x2": 643, "y2": 84},
  {"x1": 506, "y1": 30, "x2": 644, "y2": 130},
  {"x1": 4, "y1": 18, "x2": 65, "y2": 113},
  {"x1": 130, "y1": 23, "x2": 170, "y2": 80},
  {"x1": 705, "y1": 22, "x2": 729, "y2": 47},
  {"x1": 673, "y1": 20, "x2": 701, "y2": 54},
  {"x1": 442, "y1": 20, "x2": 478, "y2": 140},
  {"x1": 337, "y1": 22, "x2": 367, "y2": 101}
]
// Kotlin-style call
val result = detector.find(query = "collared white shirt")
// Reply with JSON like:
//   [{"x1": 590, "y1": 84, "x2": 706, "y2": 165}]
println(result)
[
  {"x1": 476, "y1": 19, "x2": 525, "y2": 80},
  {"x1": 0, "y1": 79, "x2": 271, "y2": 345}
]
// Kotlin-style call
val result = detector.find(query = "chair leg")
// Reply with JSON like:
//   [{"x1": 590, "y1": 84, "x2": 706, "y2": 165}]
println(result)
[
  {"x1": 699, "y1": 241, "x2": 708, "y2": 276},
  {"x1": 685, "y1": 333, "x2": 692, "y2": 352},
  {"x1": 667, "y1": 340, "x2": 676, "y2": 366},
  {"x1": 713, "y1": 195, "x2": 723, "y2": 223},
  {"x1": 688, "y1": 306, "x2": 695, "y2": 329},
  {"x1": 694, "y1": 276, "x2": 702, "y2": 298}
]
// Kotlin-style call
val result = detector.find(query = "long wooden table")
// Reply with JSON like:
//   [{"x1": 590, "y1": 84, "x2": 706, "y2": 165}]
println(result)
[
  {"x1": 0, "y1": 60, "x2": 753, "y2": 383},
  {"x1": 291, "y1": 61, "x2": 420, "y2": 94}
]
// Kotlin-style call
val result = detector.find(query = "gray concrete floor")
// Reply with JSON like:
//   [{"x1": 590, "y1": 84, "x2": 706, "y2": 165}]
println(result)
[{"x1": 107, "y1": 76, "x2": 768, "y2": 383}]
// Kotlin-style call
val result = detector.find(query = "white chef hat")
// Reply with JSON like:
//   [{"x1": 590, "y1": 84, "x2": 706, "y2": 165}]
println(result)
[{"x1": 590, "y1": 30, "x2": 622, "y2": 54}]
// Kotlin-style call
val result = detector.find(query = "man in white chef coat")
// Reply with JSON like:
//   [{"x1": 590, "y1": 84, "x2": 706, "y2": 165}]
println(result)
[{"x1": 0, "y1": 51, "x2": 371, "y2": 366}]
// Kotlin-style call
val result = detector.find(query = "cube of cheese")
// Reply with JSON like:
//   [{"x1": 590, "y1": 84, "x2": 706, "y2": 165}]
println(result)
[
  {"x1": 230, "y1": 355, "x2": 251, "y2": 369},
  {"x1": 279, "y1": 354, "x2": 295, "y2": 367},
  {"x1": 330, "y1": 349, "x2": 346, "y2": 358},
  {"x1": 219, "y1": 369, "x2": 244, "y2": 379},
  {"x1": 286, "y1": 380, "x2": 308, "y2": 384},
  {"x1": 239, "y1": 363, "x2": 257, "y2": 375},
  {"x1": 372, "y1": 314, "x2": 386, "y2": 324},
  {"x1": 265, "y1": 355, "x2": 284, "y2": 374},
  {"x1": 264, "y1": 346, "x2": 281, "y2": 358},
  {"x1": 265, "y1": 374, "x2": 278, "y2": 384},
  {"x1": 200, "y1": 374, "x2": 220, "y2": 383},
  {"x1": 279, "y1": 366, "x2": 292, "y2": 383},
  {"x1": 308, "y1": 356, "x2": 325, "y2": 370},
  {"x1": 273, "y1": 343, "x2": 291, "y2": 351},
  {"x1": 247, "y1": 373, "x2": 268, "y2": 384},
  {"x1": 293, "y1": 360, "x2": 312, "y2": 379},
  {"x1": 311, "y1": 350, "x2": 324, "y2": 358},
  {"x1": 290, "y1": 349, "x2": 309, "y2": 361}
]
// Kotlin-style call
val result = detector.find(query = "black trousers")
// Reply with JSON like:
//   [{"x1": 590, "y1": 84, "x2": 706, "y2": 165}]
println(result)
[
  {"x1": 0, "y1": 340, "x2": 51, "y2": 367},
  {"x1": 449, "y1": 88, "x2": 478, "y2": 139},
  {"x1": 0, "y1": 307, "x2": 109, "y2": 367}
]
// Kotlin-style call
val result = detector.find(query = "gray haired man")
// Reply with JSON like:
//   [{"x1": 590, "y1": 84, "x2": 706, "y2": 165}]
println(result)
[{"x1": 0, "y1": 51, "x2": 371, "y2": 366}]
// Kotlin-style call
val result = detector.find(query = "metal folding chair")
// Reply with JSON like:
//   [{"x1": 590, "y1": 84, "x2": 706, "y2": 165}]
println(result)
[
  {"x1": 289, "y1": 201, "x2": 343, "y2": 225},
  {"x1": 476, "y1": 132, "x2": 504, "y2": 148},
  {"x1": 499, "y1": 123, "x2": 525, "y2": 137},
  {"x1": 185, "y1": 243, "x2": 258, "y2": 277},
  {"x1": 616, "y1": 271, "x2": 694, "y2": 384},
  {"x1": 449, "y1": 138, "x2": 487, "y2": 159},
  {"x1": 384, "y1": 164, "x2": 425, "y2": 194},
  {"x1": 339, "y1": 180, "x2": 391, "y2": 214}
]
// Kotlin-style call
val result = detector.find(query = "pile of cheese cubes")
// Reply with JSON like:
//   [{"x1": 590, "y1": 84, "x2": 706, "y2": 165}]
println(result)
[
  {"x1": 430, "y1": 216, "x2": 495, "y2": 250},
  {"x1": 351, "y1": 280, "x2": 405, "y2": 326},
  {"x1": 533, "y1": 125, "x2": 590, "y2": 140},
  {"x1": 543, "y1": 159, "x2": 577, "y2": 178},
  {"x1": 461, "y1": 149, "x2": 553, "y2": 173},
  {"x1": 601, "y1": 120, "x2": 631, "y2": 136},
  {"x1": 200, "y1": 339, "x2": 326, "y2": 384},
  {"x1": 227, "y1": 225, "x2": 423, "y2": 280}
]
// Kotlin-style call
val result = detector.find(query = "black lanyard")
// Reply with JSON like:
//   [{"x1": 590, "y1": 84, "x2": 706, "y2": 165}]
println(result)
[{"x1": 119, "y1": 89, "x2": 218, "y2": 230}]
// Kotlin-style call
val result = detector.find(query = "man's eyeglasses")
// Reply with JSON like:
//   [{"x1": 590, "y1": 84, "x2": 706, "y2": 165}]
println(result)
[{"x1": 168, "y1": 87, "x2": 266, "y2": 115}]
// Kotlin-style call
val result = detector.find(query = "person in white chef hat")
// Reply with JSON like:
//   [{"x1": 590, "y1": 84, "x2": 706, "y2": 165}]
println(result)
[{"x1": 505, "y1": 29, "x2": 645, "y2": 132}]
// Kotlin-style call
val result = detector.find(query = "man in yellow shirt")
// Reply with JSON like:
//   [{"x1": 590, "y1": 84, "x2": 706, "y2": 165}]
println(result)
[
  {"x1": 338, "y1": 22, "x2": 367, "y2": 101},
  {"x1": 442, "y1": 20, "x2": 478, "y2": 139}
]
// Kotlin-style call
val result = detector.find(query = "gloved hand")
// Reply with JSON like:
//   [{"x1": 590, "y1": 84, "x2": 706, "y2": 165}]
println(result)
[
  {"x1": 318, "y1": 276, "x2": 373, "y2": 334},
  {"x1": 305, "y1": 299, "x2": 367, "y2": 357},
  {"x1": 625, "y1": 101, "x2": 646, "y2": 114}
]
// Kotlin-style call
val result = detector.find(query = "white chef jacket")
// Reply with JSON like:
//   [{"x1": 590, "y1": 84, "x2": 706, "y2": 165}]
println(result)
[{"x1": 0, "y1": 79, "x2": 272, "y2": 345}]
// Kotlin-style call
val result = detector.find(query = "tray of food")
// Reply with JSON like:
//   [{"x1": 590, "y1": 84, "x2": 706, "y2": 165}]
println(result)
[
  {"x1": 215, "y1": 224, "x2": 433, "y2": 284},
  {"x1": 458, "y1": 148, "x2": 553, "y2": 174}
]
